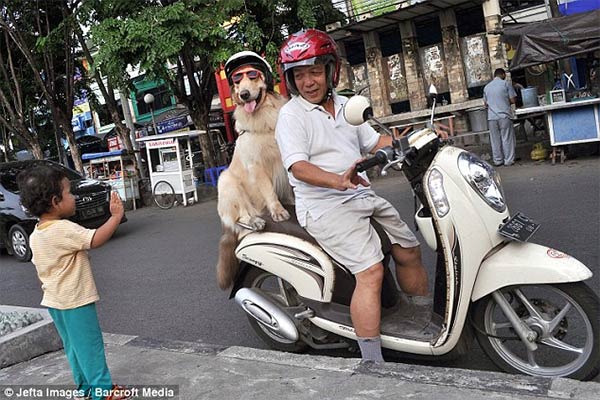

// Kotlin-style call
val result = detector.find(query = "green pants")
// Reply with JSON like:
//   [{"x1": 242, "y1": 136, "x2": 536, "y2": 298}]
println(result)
[{"x1": 48, "y1": 303, "x2": 112, "y2": 400}]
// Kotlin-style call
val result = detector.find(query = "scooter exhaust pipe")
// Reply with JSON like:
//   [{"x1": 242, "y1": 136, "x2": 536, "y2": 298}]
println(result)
[{"x1": 234, "y1": 288, "x2": 299, "y2": 341}]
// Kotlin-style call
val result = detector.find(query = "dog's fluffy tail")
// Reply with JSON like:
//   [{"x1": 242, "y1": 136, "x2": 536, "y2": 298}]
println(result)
[{"x1": 216, "y1": 226, "x2": 239, "y2": 290}]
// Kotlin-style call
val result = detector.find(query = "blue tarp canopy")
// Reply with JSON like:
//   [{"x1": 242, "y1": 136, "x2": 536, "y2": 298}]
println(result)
[{"x1": 81, "y1": 150, "x2": 126, "y2": 160}]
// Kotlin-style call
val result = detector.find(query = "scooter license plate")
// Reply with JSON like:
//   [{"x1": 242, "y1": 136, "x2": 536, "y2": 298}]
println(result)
[{"x1": 498, "y1": 212, "x2": 540, "y2": 242}]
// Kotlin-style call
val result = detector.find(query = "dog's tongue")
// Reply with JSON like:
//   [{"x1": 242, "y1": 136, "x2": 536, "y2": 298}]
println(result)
[{"x1": 244, "y1": 100, "x2": 257, "y2": 113}]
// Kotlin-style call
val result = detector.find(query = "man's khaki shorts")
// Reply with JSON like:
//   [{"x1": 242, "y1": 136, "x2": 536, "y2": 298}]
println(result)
[{"x1": 305, "y1": 194, "x2": 419, "y2": 274}]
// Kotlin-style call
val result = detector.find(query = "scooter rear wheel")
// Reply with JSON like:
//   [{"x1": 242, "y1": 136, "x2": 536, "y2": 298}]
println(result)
[
  {"x1": 472, "y1": 282, "x2": 599, "y2": 380},
  {"x1": 242, "y1": 267, "x2": 309, "y2": 353}
]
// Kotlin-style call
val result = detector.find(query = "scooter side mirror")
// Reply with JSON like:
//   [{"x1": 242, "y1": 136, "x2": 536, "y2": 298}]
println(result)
[{"x1": 344, "y1": 95, "x2": 373, "y2": 126}]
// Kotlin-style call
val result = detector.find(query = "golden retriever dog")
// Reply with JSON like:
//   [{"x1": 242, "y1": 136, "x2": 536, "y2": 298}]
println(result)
[{"x1": 216, "y1": 56, "x2": 293, "y2": 290}]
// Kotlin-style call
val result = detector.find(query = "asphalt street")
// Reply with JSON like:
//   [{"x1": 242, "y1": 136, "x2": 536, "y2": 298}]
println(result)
[{"x1": 1, "y1": 157, "x2": 599, "y2": 381}]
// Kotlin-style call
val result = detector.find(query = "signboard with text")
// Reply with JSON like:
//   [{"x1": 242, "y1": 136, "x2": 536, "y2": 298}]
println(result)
[{"x1": 147, "y1": 138, "x2": 176, "y2": 149}]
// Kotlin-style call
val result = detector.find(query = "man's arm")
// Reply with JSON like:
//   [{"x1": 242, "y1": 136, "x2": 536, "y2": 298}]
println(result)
[
  {"x1": 507, "y1": 81, "x2": 517, "y2": 105},
  {"x1": 290, "y1": 160, "x2": 369, "y2": 191},
  {"x1": 370, "y1": 135, "x2": 392, "y2": 152}
]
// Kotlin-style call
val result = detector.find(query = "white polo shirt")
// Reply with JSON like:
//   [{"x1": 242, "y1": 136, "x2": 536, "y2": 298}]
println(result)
[{"x1": 275, "y1": 92, "x2": 380, "y2": 225}]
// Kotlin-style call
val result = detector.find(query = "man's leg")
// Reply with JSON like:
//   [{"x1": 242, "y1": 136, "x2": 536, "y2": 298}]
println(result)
[
  {"x1": 488, "y1": 119, "x2": 504, "y2": 166},
  {"x1": 303, "y1": 198, "x2": 387, "y2": 362},
  {"x1": 499, "y1": 117, "x2": 516, "y2": 165},
  {"x1": 351, "y1": 263, "x2": 384, "y2": 362},
  {"x1": 391, "y1": 244, "x2": 428, "y2": 296},
  {"x1": 368, "y1": 195, "x2": 428, "y2": 296}
]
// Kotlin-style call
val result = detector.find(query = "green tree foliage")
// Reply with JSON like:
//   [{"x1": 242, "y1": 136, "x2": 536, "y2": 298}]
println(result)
[
  {"x1": 0, "y1": 0, "x2": 46, "y2": 159},
  {"x1": 92, "y1": 0, "x2": 243, "y2": 167},
  {"x1": 226, "y1": 0, "x2": 345, "y2": 72},
  {"x1": 1, "y1": 0, "x2": 90, "y2": 171},
  {"x1": 88, "y1": 0, "x2": 345, "y2": 167}
]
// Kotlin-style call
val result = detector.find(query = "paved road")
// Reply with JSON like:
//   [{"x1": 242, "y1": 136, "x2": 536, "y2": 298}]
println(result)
[{"x1": 1, "y1": 157, "x2": 598, "y2": 380}]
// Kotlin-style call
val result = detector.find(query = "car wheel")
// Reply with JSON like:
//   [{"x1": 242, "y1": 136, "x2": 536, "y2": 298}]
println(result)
[{"x1": 9, "y1": 224, "x2": 32, "y2": 262}]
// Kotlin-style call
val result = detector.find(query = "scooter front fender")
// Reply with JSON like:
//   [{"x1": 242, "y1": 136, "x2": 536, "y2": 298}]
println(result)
[{"x1": 471, "y1": 241, "x2": 593, "y2": 301}]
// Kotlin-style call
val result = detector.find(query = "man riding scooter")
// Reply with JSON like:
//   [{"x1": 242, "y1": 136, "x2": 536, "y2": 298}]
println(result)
[{"x1": 275, "y1": 28, "x2": 429, "y2": 362}]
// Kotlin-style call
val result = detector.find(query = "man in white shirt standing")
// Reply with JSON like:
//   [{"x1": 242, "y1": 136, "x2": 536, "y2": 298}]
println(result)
[
  {"x1": 484, "y1": 68, "x2": 517, "y2": 166},
  {"x1": 275, "y1": 29, "x2": 429, "y2": 362}
]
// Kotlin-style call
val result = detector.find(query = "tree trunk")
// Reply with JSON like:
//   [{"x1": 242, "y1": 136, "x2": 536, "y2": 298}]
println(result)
[
  {"x1": 76, "y1": 20, "x2": 143, "y2": 179},
  {"x1": 189, "y1": 107, "x2": 215, "y2": 168},
  {"x1": 64, "y1": 129, "x2": 83, "y2": 172},
  {"x1": 29, "y1": 140, "x2": 44, "y2": 159}
]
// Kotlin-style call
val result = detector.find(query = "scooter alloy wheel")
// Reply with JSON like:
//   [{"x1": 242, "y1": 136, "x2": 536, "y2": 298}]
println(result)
[
  {"x1": 472, "y1": 282, "x2": 599, "y2": 380},
  {"x1": 241, "y1": 267, "x2": 308, "y2": 353}
]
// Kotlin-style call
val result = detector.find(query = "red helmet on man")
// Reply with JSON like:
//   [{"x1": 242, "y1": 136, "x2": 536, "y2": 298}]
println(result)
[{"x1": 279, "y1": 29, "x2": 340, "y2": 96}]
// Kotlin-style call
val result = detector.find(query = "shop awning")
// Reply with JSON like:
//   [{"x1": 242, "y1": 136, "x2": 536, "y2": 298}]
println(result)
[{"x1": 502, "y1": 9, "x2": 600, "y2": 70}]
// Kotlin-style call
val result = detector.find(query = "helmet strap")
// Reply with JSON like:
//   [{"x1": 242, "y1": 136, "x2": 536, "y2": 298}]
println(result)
[{"x1": 318, "y1": 89, "x2": 333, "y2": 106}]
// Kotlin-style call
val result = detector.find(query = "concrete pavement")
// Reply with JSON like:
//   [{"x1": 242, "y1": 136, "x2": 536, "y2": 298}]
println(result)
[{"x1": 1, "y1": 333, "x2": 598, "y2": 400}]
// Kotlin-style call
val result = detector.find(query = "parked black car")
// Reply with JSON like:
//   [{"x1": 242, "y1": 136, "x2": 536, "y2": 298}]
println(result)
[{"x1": 0, "y1": 160, "x2": 125, "y2": 262}]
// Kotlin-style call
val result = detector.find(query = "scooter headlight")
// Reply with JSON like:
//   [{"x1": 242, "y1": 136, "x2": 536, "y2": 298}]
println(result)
[
  {"x1": 458, "y1": 152, "x2": 506, "y2": 212},
  {"x1": 427, "y1": 168, "x2": 449, "y2": 218}
]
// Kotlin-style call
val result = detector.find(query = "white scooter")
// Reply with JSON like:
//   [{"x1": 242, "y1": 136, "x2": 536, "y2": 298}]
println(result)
[{"x1": 229, "y1": 88, "x2": 599, "y2": 380}]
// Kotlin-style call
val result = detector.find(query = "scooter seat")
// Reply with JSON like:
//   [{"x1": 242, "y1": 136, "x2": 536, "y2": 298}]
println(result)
[
  {"x1": 259, "y1": 205, "x2": 392, "y2": 255},
  {"x1": 259, "y1": 204, "x2": 319, "y2": 246}
]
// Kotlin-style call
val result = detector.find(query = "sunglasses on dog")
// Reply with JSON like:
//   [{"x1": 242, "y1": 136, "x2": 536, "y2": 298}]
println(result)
[{"x1": 231, "y1": 69, "x2": 262, "y2": 83}]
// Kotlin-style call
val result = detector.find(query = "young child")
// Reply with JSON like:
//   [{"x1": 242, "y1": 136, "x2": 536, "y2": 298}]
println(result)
[{"x1": 17, "y1": 165, "x2": 130, "y2": 400}]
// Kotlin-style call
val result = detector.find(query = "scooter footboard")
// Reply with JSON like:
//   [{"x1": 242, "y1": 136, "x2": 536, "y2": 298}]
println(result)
[{"x1": 471, "y1": 241, "x2": 593, "y2": 301}]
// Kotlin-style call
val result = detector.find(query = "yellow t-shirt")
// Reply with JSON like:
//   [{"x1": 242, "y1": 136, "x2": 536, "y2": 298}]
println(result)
[{"x1": 29, "y1": 219, "x2": 98, "y2": 309}]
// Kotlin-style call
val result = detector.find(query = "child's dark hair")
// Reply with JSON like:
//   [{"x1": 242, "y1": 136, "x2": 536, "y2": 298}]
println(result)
[{"x1": 17, "y1": 165, "x2": 68, "y2": 217}]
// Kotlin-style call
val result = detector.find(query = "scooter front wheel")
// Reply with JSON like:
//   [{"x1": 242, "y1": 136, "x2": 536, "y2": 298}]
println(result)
[
  {"x1": 472, "y1": 282, "x2": 599, "y2": 380},
  {"x1": 241, "y1": 267, "x2": 309, "y2": 353}
]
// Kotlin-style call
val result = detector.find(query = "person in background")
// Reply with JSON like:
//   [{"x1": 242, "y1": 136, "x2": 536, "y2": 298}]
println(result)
[
  {"x1": 275, "y1": 29, "x2": 429, "y2": 363},
  {"x1": 17, "y1": 165, "x2": 130, "y2": 400},
  {"x1": 484, "y1": 68, "x2": 517, "y2": 166}
]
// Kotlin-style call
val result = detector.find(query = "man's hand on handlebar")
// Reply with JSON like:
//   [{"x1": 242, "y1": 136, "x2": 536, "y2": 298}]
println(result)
[
  {"x1": 336, "y1": 159, "x2": 370, "y2": 191},
  {"x1": 433, "y1": 122, "x2": 450, "y2": 140}
]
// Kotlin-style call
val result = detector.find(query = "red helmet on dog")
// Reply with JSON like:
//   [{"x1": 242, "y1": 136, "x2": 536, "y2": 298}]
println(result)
[
  {"x1": 279, "y1": 29, "x2": 340, "y2": 96},
  {"x1": 224, "y1": 50, "x2": 274, "y2": 90}
]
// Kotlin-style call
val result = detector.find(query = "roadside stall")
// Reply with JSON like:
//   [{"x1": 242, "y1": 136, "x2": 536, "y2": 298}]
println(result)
[
  {"x1": 82, "y1": 150, "x2": 140, "y2": 209},
  {"x1": 502, "y1": 9, "x2": 600, "y2": 163},
  {"x1": 136, "y1": 130, "x2": 205, "y2": 206}
]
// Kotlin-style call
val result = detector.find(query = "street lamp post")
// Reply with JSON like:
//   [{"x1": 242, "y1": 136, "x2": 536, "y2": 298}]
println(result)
[{"x1": 143, "y1": 93, "x2": 158, "y2": 135}]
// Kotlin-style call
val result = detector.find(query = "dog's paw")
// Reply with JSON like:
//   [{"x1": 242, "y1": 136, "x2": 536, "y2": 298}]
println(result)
[
  {"x1": 249, "y1": 216, "x2": 266, "y2": 231},
  {"x1": 270, "y1": 206, "x2": 290, "y2": 222},
  {"x1": 236, "y1": 216, "x2": 266, "y2": 232}
]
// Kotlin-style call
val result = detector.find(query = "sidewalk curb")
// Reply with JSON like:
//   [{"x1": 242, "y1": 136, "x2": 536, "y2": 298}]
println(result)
[
  {"x1": 0, "y1": 306, "x2": 62, "y2": 368},
  {"x1": 102, "y1": 333, "x2": 600, "y2": 400}
]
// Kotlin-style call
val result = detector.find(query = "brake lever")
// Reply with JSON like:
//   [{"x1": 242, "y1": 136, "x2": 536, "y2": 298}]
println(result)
[{"x1": 381, "y1": 157, "x2": 404, "y2": 176}]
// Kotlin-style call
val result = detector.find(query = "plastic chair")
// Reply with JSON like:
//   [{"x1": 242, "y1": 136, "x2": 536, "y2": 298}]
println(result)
[{"x1": 203, "y1": 165, "x2": 228, "y2": 187}]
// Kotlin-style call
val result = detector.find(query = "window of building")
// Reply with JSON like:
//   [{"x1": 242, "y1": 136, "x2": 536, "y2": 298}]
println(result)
[
  {"x1": 345, "y1": 37, "x2": 366, "y2": 65},
  {"x1": 379, "y1": 27, "x2": 402, "y2": 57},
  {"x1": 456, "y1": 6, "x2": 486, "y2": 37},
  {"x1": 135, "y1": 85, "x2": 174, "y2": 116},
  {"x1": 96, "y1": 101, "x2": 125, "y2": 127},
  {"x1": 501, "y1": 0, "x2": 545, "y2": 14},
  {"x1": 390, "y1": 101, "x2": 410, "y2": 114},
  {"x1": 415, "y1": 17, "x2": 442, "y2": 47}
]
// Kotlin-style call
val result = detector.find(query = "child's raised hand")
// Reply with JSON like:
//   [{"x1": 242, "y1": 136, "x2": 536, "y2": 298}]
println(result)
[{"x1": 110, "y1": 191, "x2": 124, "y2": 217}]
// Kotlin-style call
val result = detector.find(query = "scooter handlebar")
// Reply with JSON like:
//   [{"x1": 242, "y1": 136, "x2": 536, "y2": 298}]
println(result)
[{"x1": 356, "y1": 147, "x2": 394, "y2": 173}]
